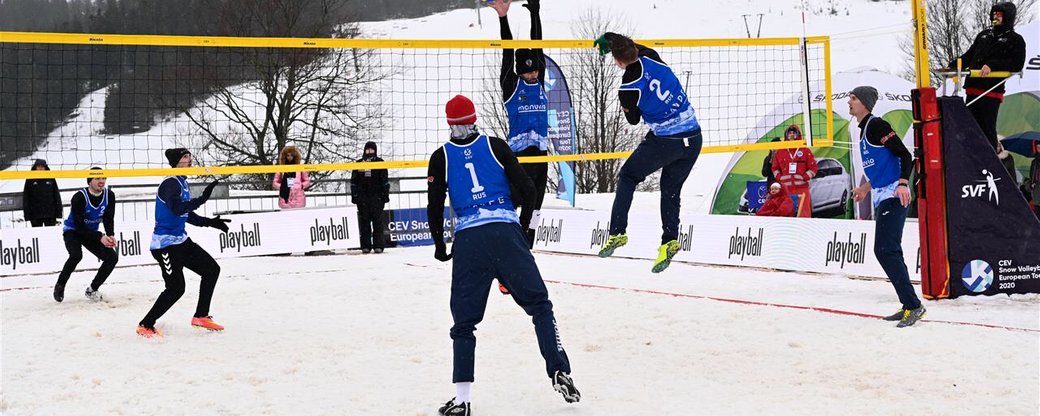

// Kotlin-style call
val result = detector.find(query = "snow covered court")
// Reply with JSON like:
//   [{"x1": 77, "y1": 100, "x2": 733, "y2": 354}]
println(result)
[{"x1": 2, "y1": 246, "x2": 1038, "y2": 415}]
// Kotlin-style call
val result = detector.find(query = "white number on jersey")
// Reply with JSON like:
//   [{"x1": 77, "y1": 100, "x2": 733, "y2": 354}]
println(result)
[{"x1": 464, "y1": 162, "x2": 485, "y2": 193}]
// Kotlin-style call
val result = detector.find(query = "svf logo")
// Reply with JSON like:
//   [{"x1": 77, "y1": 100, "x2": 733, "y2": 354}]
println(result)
[{"x1": 960, "y1": 169, "x2": 1000, "y2": 205}]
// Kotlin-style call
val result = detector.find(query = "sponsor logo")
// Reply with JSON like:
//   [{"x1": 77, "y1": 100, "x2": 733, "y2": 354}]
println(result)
[
  {"x1": 310, "y1": 217, "x2": 351, "y2": 246},
  {"x1": 116, "y1": 231, "x2": 142, "y2": 257},
  {"x1": 916, "y1": 247, "x2": 921, "y2": 274},
  {"x1": 1026, "y1": 55, "x2": 1040, "y2": 71},
  {"x1": 677, "y1": 225, "x2": 694, "y2": 252},
  {"x1": 219, "y1": 223, "x2": 262, "y2": 253},
  {"x1": 825, "y1": 232, "x2": 867, "y2": 268},
  {"x1": 534, "y1": 219, "x2": 563, "y2": 247},
  {"x1": 517, "y1": 103, "x2": 548, "y2": 113},
  {"x1": 589, "y1": 221, "x2": 610, "y2": 249},
  {"x1": 728, "y1": 227, "x2": 763, "y2": 261},
  {"x1": 961, "y1": 259, "x2": 994, "y2": 293},
  {"x1": 463, "y1": 148, "x2": 473, "y2": 159},
  {"x1": 960, "y1": 169, "x2": 1001, "y2": 205},
  {"x1": 0, "y1": 238, "x2": 41, "y2": 270}
]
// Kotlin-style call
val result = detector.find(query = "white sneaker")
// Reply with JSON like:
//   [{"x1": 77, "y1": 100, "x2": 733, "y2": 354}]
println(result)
[{"x1": 85, "y1": 287, "x2": 103, "y2": 302}]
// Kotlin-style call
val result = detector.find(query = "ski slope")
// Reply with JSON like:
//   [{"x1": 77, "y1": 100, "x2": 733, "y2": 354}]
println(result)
[{"x1": 2, "y1": 246, "x2": 1038, "y2": 415}]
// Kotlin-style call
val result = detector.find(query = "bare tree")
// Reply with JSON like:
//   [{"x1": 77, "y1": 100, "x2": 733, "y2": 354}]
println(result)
[
  {"x1": 184, "y1": 0, "x2": 389, "y2": 190},
  {"x1": 569, "y1": 8, "x2": 640, "y2": 193}
]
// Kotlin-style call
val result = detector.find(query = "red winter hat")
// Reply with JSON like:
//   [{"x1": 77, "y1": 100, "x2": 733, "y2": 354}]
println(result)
[{"x1": 445, "y1": 95, "x2": 477, "y2": 125}]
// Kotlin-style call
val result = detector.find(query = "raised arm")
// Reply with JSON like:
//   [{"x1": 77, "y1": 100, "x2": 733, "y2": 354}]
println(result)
[{"x1": 493, "y1": 0, "x2": 519, "y2": 101}]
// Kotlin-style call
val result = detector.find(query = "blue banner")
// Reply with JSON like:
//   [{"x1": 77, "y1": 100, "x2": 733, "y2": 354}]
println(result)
[
  {"x1": 746, "y1": 181, "x2": 768, "y2": 212},
  {"x1": 543, "y1": 54, "x2": 576, "y2": 206},
  {"x1": 386, "y1": 208, "x2": 457, "y2": 247}
]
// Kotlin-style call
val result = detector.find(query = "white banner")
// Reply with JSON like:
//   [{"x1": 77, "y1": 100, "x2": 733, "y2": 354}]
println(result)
[
  {"x1": 533, "y1": 208, "x2": 921, "y2": 281},
  {"x1": 0, "y1": 207, "x2": 358, "y2": 276}
]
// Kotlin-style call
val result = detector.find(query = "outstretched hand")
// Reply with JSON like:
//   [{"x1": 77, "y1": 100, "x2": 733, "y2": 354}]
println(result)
[
  {"x1": 489, "y1": 0, "x2": 511, "y2": 17},
  {"x1": 201, "y1": 180, "x2": 220, "y2": 200},
  {"x1": 208, "y1": 214, "x2": 231, "y2": 233}
]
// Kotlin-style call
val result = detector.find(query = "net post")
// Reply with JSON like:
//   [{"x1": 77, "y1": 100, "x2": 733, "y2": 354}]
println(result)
[
  {"x1": 911, "y1": 0, "x2": 950, "y2": 299},
  {"x1": 799, "y1": 36, "x2": 813, "y2": 147}
]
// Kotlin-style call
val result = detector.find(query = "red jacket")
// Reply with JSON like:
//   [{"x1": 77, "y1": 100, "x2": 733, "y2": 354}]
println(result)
[
  {"x1": 771, "y1": 125, "x2": 818, "y2": 190},
  {"x1": 757, "y1": 186, "x2": 794, "y2": 217}
]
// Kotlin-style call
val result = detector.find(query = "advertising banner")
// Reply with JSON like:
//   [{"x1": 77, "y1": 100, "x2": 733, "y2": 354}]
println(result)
[
  {"x1": 1, "y1": 207, "x2": 358, "y2": 276},
  {"x1": 940, "y1": 98, "x2": 1040, "y2": 297},
  {"x1": 532, "y1": 208, "x2": 922, "y2": 281},
  {"x1": 386, "y1": 207, "x2": 457, "y2": 247},
  {"x1": 544, "y1": 54, "x2": 577, "y2": 206}
]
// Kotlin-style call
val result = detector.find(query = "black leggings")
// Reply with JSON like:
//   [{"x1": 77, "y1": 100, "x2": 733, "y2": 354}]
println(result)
[
  {"x1": 140, "y1": 239, "x2": 220, "y2": 328},
  {"x1": 57, "y1": 231, "x2": 118, "y2": 291}
]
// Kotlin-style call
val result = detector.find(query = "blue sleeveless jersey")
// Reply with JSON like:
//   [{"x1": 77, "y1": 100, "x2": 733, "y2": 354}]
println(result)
[
  {"x1": 151, "y1": 176, "x2": 191, "y2": 250},
  {"x1": 505, "y1": 78, "x2": 550, "y2": 152},
  {"x1": 444, "y1": 135, "x2": 518, "y2": 232},
  {"x1": 619, "y1": 56, "x2": 700, "y2": 137},
  {"x1": 63, "y1": 188, "x2": 108, "y2": 232},
  {"x1": 859, "y1": 116, "x2": 902, "y2": 208}
]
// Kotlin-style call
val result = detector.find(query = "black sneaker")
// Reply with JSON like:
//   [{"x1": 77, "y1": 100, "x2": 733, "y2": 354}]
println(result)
[
  {"x1": 882, "y1": 308, "x2": 905, "y2": 321},
  {"x1": 374, "y1": 248, "x2": 384, "y2": 254},
  {"x1": 85, "y1": 286, "x2": 103, "y2": 302},
  {"x1": 362, "y1": 248, "x2": 372, "y2": 254},
  {"x1": 54, "y1": 283, "x2": 65, "y2": 303},
  {"x1": 438, "y1": 398, "x2": 470, "y2": 416},
  {"x1": 552, "y1": 370, "x2": 581, "y2": 403},
  {"x1": 897, "y1": 305, "x2": 926, "y2": 328}
]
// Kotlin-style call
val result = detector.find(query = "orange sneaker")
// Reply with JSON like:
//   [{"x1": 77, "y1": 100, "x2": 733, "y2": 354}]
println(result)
[
  {"x1": 191, "y1": 316, "x2": 224, "y2": 331},
  {"x1": 136, "y1": 325, "x2": 161, "y2": 338}
]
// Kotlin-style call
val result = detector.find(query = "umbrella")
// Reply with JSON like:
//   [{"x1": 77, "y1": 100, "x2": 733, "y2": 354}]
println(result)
[{"x1": 1000, "y1": 132, "x2": 1040, "y2": 157}]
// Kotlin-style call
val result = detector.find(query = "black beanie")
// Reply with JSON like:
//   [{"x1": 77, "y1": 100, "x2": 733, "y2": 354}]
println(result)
[
  {"x1": 86, "y1": 166, "x2": 103, "y2": 184},
  {"x1": 364, "y1": 141, "x2": 377, "y2": 153},
  {"x1": 515, "y1": 49, "x2": 540, "y2": 75},
  {"x1": 165, "y1": 148, "x2": 190, "y2": 167}
]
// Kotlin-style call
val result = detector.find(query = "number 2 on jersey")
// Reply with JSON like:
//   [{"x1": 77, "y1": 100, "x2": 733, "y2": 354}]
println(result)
[
  {"x1": 648, "y1": 79, "x2": 671, "y2": 102},
  {"x1": 464, "y1": 162, "x2": 485, "y2": 193}
]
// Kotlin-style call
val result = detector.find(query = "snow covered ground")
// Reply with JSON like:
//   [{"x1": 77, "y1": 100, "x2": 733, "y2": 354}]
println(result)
[{"x1": 2, "y1": 245, "x2": 1038, "y2": 415}]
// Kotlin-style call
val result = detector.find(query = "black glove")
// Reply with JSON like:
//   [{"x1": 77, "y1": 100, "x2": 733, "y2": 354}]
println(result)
[
  {"x1": 522, "y1": 0, "x2": 539, "y2": 12},
  {"x1": 434, "y1": 241, "x2": 453, "y2": 262},
  {"x1": 207, "y1": 215, "x2": 231, "y2": 233},
  {"x1": 524, "y1": 228, "x2": 536, "y2": 249},
  {"x1": 201, "y1": 180, "x2": 220, "y2": 201}
]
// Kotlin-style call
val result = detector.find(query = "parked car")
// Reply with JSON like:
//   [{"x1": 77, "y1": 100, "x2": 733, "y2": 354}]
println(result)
[{"x1": 738, "y1": 158, "x2": 851, "y2": 217}]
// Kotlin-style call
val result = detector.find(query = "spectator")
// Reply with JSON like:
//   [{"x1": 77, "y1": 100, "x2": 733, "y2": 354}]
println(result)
[
  {"x1": 761, "y1": 137, "x2": 781, "y2": 184},
  {"x1": 949, "y1": 2, "x2": 1026, "y2": 151},
  {"x1": 351, "y1": 141, "x2": 390, "y2": 254},
  {"x1": 997, "y1": 142, "x2": 1017, "y2": 182},
  {"x1": 771, "y1": 124, "x2": 817, "y2": 217},
  {"x1": 272, "y1": 146, "x2": 310, "y2": 209},
  {"x1": 756, "y1": 182, "x2": 794, "y2": 217},
  {"x1": 22, "y1": 159, "x2": 63, "y2": 227}
]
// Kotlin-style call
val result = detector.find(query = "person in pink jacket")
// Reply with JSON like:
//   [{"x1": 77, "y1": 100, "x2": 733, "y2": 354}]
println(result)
[{"x1": 272, "y1": 146, "x2": 311, "y2": 209}]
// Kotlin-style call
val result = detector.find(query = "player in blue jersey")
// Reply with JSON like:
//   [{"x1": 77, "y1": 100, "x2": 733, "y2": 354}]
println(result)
[
  {"x1": 54, "y1": 167, "x2": 118, "y2": 303},
  {"x1": 490, "y1": 0, "x2": 548, "y2": 248},
  {"x1": 848, "y1": 86, "x2": 924, "y2": 328},
  {"x1": 593, "y1": 32, "x2": 704, "y2": 273},
  {"x1": 428, "y1": 95, "x2": 579, "y2": 415},
  {"x1": 136, "y1": 148, "x2": 230, "y2": 338}
]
